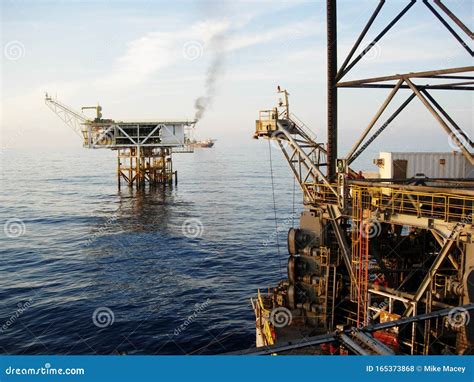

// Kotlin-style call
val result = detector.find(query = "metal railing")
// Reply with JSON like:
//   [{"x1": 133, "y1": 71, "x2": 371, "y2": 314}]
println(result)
[{"x1": 303, "y1": 181, "x2": 474, "y2": 224}]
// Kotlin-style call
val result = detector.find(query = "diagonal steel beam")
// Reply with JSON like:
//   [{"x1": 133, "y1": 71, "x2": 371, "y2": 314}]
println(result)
[
  {"x1": 351, "y1": 330, "x2": 395, "y2": 355},
  {"x1": 349, "y1": 93, "x2": 416, "y2": 164},
  {"x1": 434, "y1": 0, "x2": 473, "y2": 39},
  {"x1": 337, "y1": 0, "x2": 385, "y2": 81},
  {"x1": 339, "y1": 0, "x2": 416, "y2": 79},
  {"x1": 338, "y1": 333, "x2": 369, "y2": 355},
  {"x1": 431, "y1": 230, "x2": 459, "y2": 271},
  {"x1": 424, "y1": 0, "x2": 473, "y2": 56},
  {"x1": 227, "y1": 303, "x2": 474, "y2": 355},
  {"x1": 421, "y1": 89, "x2": 473, "y2": 148},
  {"x1": 277, "y1": 122, "x2": 337, "y2": 196},
  {"x1": 140, "y1": 124, "x2": 162, "y2": 145},
  {"x1": 404, "y1": 232, "x2": 458, "y2": 316},
  {"x1": 116, "y1": 125, "x2": 137, "y2": 145},
  {"x1": 91, "y1": 125, "x2": 115, "y2": 146},
  {"x1": 405, "y1": 78, "x2": 473, "y2": 164},
  {"x1": 328, "y1": 205, "x2": 356, "y2": 286},
  {"x1": 346, "y1": 78, "x2": 404, "y2": 161},
  {"x1": 279, "y1": 141, "x2": 314, "y2": 202}
]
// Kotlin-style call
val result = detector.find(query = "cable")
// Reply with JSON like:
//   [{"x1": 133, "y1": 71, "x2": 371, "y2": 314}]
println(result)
[
  {"x1": 292, "y1": 150, "x2": 296, "y2": 228},
  {"x1": 268, "y1": 139, "x2": 283, "y2": 277}
]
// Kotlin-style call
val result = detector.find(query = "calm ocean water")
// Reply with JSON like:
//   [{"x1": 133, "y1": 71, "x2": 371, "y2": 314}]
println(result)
[{"x1": 0, "y1": 142, "x2": 301, "y2": 354}]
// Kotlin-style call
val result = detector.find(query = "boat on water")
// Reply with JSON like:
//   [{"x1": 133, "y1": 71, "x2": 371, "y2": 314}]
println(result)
[{"x1": 190, "y1": 138, "x2": 215, "y2": 148}]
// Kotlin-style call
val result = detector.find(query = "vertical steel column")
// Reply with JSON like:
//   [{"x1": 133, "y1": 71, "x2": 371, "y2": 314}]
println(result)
[
  {"x1": 117, "y1": 151, "x2": 121, "y2": 190},
  {"x1": 136, "y1": 146, "x2": 141, "y2": 189},
  {"x1": 169, "y1": 150, "x2": 173, "y2": 185},
  {"x1": 327, "y1": 0, "x2": 338, "y2": 180}
]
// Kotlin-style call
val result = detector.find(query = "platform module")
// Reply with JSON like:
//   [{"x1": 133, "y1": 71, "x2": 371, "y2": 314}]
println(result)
[
  {"x1": 249, "y1": 0, "x2": 473, "y2": 356},
  {"x1": 253, "y1": 84, "x2": 473, "y2": 355},
  {"x1": 44, "y1": 94, "x2": 195, "y2": 188}
]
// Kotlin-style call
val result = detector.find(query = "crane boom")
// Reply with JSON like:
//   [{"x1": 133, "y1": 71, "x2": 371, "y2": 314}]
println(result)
[
  {"x1": 44, "y1": 93, "x2": 90, "y2": 138},
  {"x1": 254, "y1": 88, "x2": 339, "y2": 206}
]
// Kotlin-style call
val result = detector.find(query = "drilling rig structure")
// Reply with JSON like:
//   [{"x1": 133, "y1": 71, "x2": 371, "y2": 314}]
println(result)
[
  {"x1": 44, "y1": 94, "x2": 195, "y2": 189},
  {"x1": 248, "y1": 0, "x2": 474, "y2": 356}
]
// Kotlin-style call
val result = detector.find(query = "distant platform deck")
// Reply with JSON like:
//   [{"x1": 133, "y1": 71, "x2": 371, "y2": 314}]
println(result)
[{"x1": 81, "y1": 120, "x2": 195, "y2": 149}]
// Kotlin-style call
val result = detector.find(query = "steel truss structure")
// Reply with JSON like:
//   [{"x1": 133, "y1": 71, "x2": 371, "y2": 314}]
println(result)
[
  {"x1": 45, "y1": 95, "x2": 195, "y2": 188},
  {"x1": 251, "y1": 0, "x2": 474, "y2": 355},
  {"x1": 231, "y1": 303, "x2": 474, "y2": 355}
]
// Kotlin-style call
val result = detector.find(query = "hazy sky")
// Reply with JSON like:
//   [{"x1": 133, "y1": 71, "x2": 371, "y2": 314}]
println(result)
[{"x1": 1, "y1": 0, "x2": 472, "y2": 166}]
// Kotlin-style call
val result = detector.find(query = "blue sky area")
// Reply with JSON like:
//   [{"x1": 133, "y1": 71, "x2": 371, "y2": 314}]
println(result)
[{"x1": 1, "y1": 0, "x2": 472, "y2": 165}]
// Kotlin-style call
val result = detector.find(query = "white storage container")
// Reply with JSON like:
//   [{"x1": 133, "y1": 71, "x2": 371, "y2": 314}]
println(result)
[{"x1": 375, "y1": 152, "x2": 473, "y2": 179}]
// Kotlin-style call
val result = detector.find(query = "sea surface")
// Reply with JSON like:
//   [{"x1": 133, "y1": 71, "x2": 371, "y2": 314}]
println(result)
[{"x1": 0, "y1": 142, "x2": 302, "y2": 355}]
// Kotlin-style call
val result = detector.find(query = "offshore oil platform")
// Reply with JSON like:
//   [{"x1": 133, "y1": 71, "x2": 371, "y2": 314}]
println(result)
[
  {"x1": 44, "y1": 95, "x2": 196, "y2": 189},
  {"x1": 245, "y1": 0, "x2": 474, "y2": 355}
]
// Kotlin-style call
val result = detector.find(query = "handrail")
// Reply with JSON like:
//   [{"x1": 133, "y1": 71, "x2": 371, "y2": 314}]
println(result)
[
  {"x1": 303, "y1": 181, "x2": 474, "y2": 224},
  {"x1": 289, "y1": 112, "x2": 319, "y2": 142}
]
